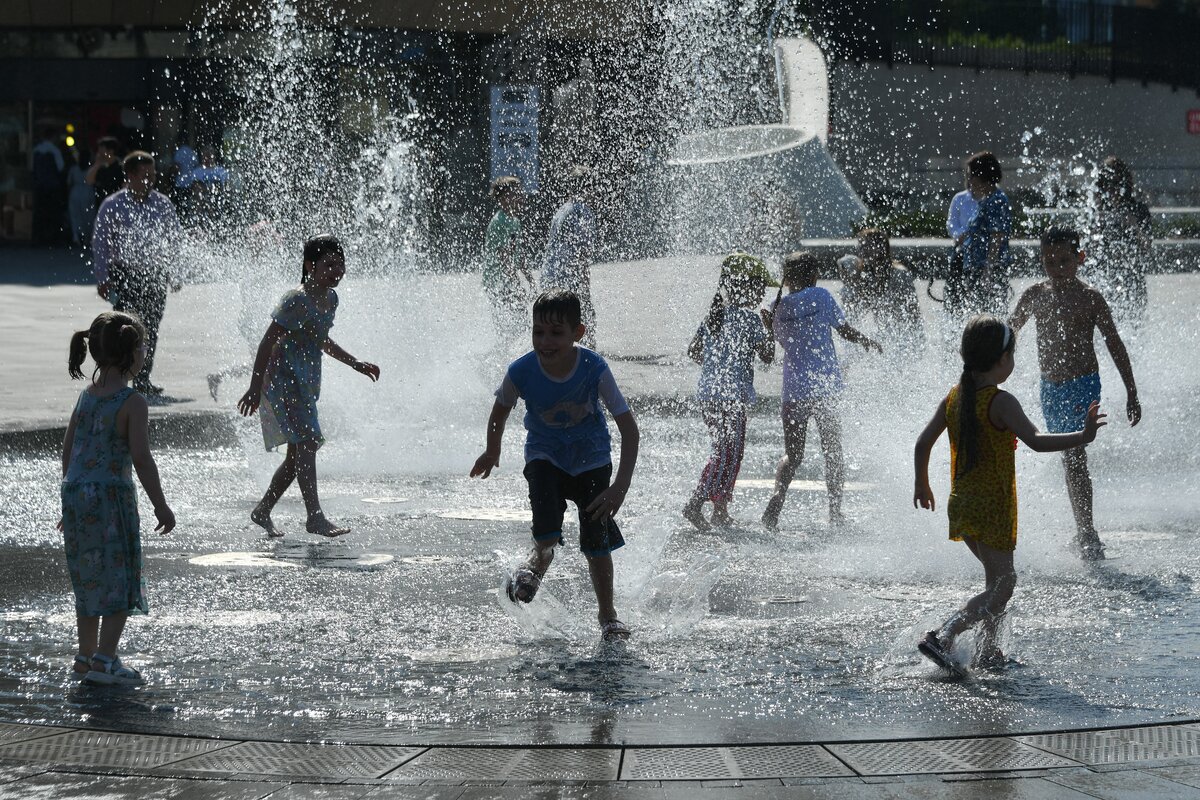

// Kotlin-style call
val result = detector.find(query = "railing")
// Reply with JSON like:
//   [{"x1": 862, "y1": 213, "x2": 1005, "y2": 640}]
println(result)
[{"x1": 808, "y1": 1, "x2": 1200, "y2": 92}]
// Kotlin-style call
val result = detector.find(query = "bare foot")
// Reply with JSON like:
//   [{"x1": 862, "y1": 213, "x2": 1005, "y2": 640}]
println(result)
[
  {"x1": 306, "y1": 512, "x2": 350, "y2": 538},
  {"x1": 762, "y1": 494, "x2": 784, "y2": 530},
  {"x1": 711, "y1": 507, "x2": 735, "y2": 528},
  {"x1": 682, "y1": 498, "x2": 710, "y2": 531},
  {"x1": 207, "y1": 373, "x2": 221, "y2": 401},
  {"x1": 251, "y1": 506, "x2": 285, "y2": 538}
]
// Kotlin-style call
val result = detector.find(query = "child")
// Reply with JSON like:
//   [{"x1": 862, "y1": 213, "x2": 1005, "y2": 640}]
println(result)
[
  {"x1": 61, "y1": 311, "x2": 176, "y2": 685},
  {"x1": 483, "y1": 176, "x2": 533, "y2": 344},
  {"x1": 761, "y1": 252, "x2": 881, "y2": 529},
  {"x1": 237, "y1": 234, "x2": 381, "y2": 538},
  {"x1": 913, "y1": 315, "x2": 1105, "y2": 672},
  {"x1": 683, "y1": 253, "x2": 775, "y2": 530},
  {"x1": 540, "y1": 166, "x2": 599, "y2": 349},
  {"x1": 838, "y1": 227, "x2": 924, "y2": 351},
  {"x1": 1010, "y1": 226, "x2": 1141, "y2": 560},
  {"x1": 470, "y1": 289, "x2": 639, "y2": 641}
]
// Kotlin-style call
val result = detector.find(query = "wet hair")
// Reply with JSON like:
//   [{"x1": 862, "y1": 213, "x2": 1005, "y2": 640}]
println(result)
[
  {"x1": 1040, "y1": 226, "x2": 1081, "y2": 251},
  {"x1": 965, "y1": 151, "x2": 1002, "y2": 186},
  {"x1": 532, "y1": 289, "x2": 582, "y2": 328},
  {"x1": 1096, "y1": 155, "x2": 1135, "y2": 198},
  {"x1": 956, "y1": 314, "x2": 1016, "y2": 477},
  {"x1": 301, "y1": 233, "x2": 345, "y2": 283},
  {"x1": 69, "y1": 311, "x2": 147, "y2": 383},
  {"x1": 856, "y1": 226, "x2": 892, "y2": 263},
  {"x1": 122, "y1": 150, "x2": 155, "y2": 174},
  {"x1": 490, "y1": 175, "x2": 522, "y2": 200},
  {"x1": 771, "y1": 251, "x2": 821, "y2": 309}
]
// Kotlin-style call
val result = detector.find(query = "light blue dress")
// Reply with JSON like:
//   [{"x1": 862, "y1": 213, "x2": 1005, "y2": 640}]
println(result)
[
  {"x1": 260, "y1": 288, "x2": 338, "y2": 451},
  {"x1": 60, "y1": 388, "x2": 147, "y2": 617}
]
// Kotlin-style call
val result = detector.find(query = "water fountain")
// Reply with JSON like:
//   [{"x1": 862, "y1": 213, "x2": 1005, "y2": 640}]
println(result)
[{"x1": 0, "y1": 0, "x2": 1198, "y2": 756}]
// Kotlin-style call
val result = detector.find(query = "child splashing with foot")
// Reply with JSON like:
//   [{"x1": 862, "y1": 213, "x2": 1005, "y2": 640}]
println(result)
[
  {"x1": 62, "y1": 312, "x2": 176, "y2": 685},
  {"x1": 471, "y1": 290, "x2": 640, "y2": 641},
  {"x1": 761, "y1": 252, "x2": 880, "y2": 529},
  {"x1": 683, "y1": 253, "x2": 775, "y2": 530},
  {"x1": 913, "y1": 315, "x2": 1105, "y2": 673},
  {"x1": 238, "y1": 234, "x2": 380, "y2": 538}
]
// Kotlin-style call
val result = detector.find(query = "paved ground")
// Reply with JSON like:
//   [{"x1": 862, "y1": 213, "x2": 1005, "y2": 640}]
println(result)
[
  {"x1": 3, "y1": 719, "x2": 1200, "y2": 798},
  {"x1": 4, "y1": 246, "x2": 1199, "y2": 797}
]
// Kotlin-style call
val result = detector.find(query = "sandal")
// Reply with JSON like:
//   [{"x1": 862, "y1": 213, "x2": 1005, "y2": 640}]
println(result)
[
  {"x1": 72, "y1": 654, "x2": 90, "y2": 676},
  {"x1": 600, "y1": 619, "x2": 631, "y2": 641},
  {"x1": 83, "y1": 653, "x2": 144, "y2": 686},
  {"x1": 505, "y1": 567, "x2": 543, "y2": 604},
  {"x1": 917, "y1": 630, "x2": 966, "y2": 678}
]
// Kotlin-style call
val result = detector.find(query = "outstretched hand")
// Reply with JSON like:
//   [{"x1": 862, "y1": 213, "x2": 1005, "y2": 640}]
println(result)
[
  {"x1": 1083, "y1": 400, "x2": 1108, "y2": 442},
  {"x1": 470, "y1": 450, "x2": 500, "y2": 479},
  {"x1": 354, "y1": 360, "x2": 381, "y2": 381},
  {"x1": 913, "y1": 482, "x2": 936, "y2": 512},
  {"x1": 237, "y1": 388, "x2": 261, "y2": 417},
  {"x1": 585, "y1": 485, "x2": 628, "y2": 521}
]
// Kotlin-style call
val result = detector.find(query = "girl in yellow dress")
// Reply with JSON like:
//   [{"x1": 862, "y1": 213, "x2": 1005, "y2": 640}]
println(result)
[{"x1": 912, "y1": 315, "x2": 1105, "y2": 673}]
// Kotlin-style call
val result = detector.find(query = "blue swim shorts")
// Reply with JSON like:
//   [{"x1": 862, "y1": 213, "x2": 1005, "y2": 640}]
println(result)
[{"x1": 1040, "y1": 372, "x2": 1101, "y2": 434}]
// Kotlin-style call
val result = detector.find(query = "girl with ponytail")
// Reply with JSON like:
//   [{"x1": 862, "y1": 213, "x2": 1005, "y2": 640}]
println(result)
[
  {"x1": 912, "y1": 314, "x2": 1105, "y2": 676},
  {"x1": 61, "y1": 311, "x2": 175, "y2": 686}
]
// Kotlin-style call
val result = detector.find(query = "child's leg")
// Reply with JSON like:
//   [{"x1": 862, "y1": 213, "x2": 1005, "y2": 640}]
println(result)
[
  {"x1": 251, "y1": 445, "x2": 297, "y2": 536},
  {"x1": 813, "y1": 402, "x2": 846, "y2": 521},
  {"x1": 586, "y1": 554, "x2": 618, "y2": 623},
  {"x1": 764, "y1": 402, "x2": 810, "y2": 526},
  {"x1": 76, "y1": 614, "x2": 99, "y2": 672},
  {"x1": 296, "y1": 440, "x2": 350, "y2": 536},
  {"x1": 695, "y1": 408, "x2": 746, "y2": 526},
  {"x1": 1062, "y1": 446, "x2": 1103, "y2": 554},
  {"x1": 92, "y1": 612, "x2": 128, "y2": 662},
  {"x1": 938, "y1": 539, "x2": 1016, "y2": 648}
]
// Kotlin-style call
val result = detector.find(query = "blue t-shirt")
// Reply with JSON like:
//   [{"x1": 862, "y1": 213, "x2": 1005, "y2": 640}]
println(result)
[
  {"x1": 963, "y1": 188, "x2": 1012, "y2": 272},
  {"x1": 695, "y1": 305, "x2": 768, "y2": 407},
  {"x1": 496, "y1": 347, "x2": 629, "y2": 476},
  {"x1": 772, "y1": 286, "x2": 846, "y2": 404}
]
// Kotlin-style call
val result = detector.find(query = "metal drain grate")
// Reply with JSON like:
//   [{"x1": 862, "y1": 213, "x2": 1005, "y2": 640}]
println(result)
[
  {"x1": 728, "y1": 745, "x2": 856, "y2": 778},
  {"x1": 389, "y1": 747, "x2": 619, "y2": 781},
  {"x1": 0, "y1": 723, "x2": 68, "y2": 745},
  {"x1": 167, "y1": 740, "x2": 424, "y2": 778},
  {"x1": 828, "y1": 737, "x2": 1078, "y2": 775},
  {"x1": 1019, "y1": 726, "x2": 1200, "y2": 765},
  {"x1": 621, "y1": 747, "x2": 736, "y2": 780},
  {"x1": 0, "y1": 730, "x2": 235, "y2": 769}
]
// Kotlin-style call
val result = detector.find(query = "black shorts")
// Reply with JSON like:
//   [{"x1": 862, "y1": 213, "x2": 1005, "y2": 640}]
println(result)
[{"x1": 524, "y1": 459, "x2": 625, "y2": 557}]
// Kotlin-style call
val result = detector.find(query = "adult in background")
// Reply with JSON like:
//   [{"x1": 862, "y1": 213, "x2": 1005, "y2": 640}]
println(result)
[
  {"x1": 92, "y1": 151, "x2": 184, "y2": 397},
  {"x1": 32, "y1": 128, "x2": 66, "y2": 244},
  {"x1": 943, "y1": 174, "x2": 978, "y2": 316},
  {"x1": 66, "y1": 146, "x2": 96, "y2": 246},
  {"x1": 1088, "y1": 155, "x2": 1151, "y2": 323},
  {"x1": 483, "y1": 176, "x2": 533, "y2": 344},
  {"x1": 541, "y1": 165, "x2": 599, "y2": 349},
  {"x1": 959, "y1": 151, "x2": 1012, "y2": 316},
  {"x1": 86, "y1": 137, "x2": 126, "y2": 204}
]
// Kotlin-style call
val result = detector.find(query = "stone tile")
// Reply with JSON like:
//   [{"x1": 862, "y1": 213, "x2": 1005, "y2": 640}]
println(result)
[
  {"x1": 170, "y1": 741, "x2": 423, "y2": 780},
  {"x1": 1147, "y1": 764, "x2": 1200, "y2": 789},
  {"x1": 829, "y1": 738, "x2": 1078, "y2": 776},
  {"x1": 1045, "y1": 767, "x2": 1200, "y2": 799},
  {"x1": 0, "y1": 761, "x2": 44, "y2": 784},
  {"x1": 363, "y1": 787, "x2": 467, "y2": 800},
  {"x1": 166, "y1": 778, "x2": 289, "y2": 799},
  {"x1": 0, "y1": 771, "x2": 224, "y2": 799},
  {"x1": 259, "y1": 783, "x2": 377, "y2": 798},
  {"x1": 866, "y1": 777, "x2": 1094, "y2": 799}
]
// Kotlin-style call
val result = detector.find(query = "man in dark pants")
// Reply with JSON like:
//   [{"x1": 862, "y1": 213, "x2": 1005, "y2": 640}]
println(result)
[{"x1": 92, "y1": 151, "x2": 183, "y2": 397}]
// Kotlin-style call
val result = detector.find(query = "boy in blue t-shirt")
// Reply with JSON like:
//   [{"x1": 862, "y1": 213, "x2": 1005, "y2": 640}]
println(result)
[{"x1": 471, "y1": 289, "x2": 640, "y2": 640}]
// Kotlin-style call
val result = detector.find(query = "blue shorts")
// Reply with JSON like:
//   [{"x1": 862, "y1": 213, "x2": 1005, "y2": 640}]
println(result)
[
  {"x1": 524, "y1": 460, "x2": 625, "y2": 557},
  {"x1": 1040, "y1": 372, "x2": 1101, "y2": 434}
]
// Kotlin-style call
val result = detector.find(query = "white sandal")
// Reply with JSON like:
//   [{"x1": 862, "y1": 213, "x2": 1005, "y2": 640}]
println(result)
[{"x1": 83, "y1": 653, "x2": 144, "y2": 686}]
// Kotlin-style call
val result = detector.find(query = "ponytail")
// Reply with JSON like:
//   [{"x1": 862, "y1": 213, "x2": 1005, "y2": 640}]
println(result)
[
  {"x1": 704, "y1": 291, "x2": 725, "y2": 336},
  {"x1": 957, "y1": 367, "x2": 980, "y2": 476},
  {"x1": 68, "y1": 330, "x2": 89, "y2": 380}
]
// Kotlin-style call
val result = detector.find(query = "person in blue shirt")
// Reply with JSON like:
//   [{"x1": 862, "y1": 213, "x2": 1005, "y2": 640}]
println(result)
[
  {"x1": 471, "y1": 290, "x2": 640, "y2": 641},
  {"x1": 959, "y1": 151, "x2": 1013, "y2": 316}
]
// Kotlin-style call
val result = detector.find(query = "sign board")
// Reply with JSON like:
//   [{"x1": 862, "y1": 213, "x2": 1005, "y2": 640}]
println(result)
[
  {"x1": 1189, "y1": 109, "x2": 1200, "y2": 135},
  {"x1": 490, "y1": 85, "x2": 540, "y2": 192}
]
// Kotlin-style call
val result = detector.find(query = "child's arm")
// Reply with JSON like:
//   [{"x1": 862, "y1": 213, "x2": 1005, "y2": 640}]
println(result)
[
  {"x1": 61, "y1": 410, "x2": 78, "y2": 479},
  {"x1": 992, "y1": 392, "x2": 1106, "y2": 452},
  {"x1": 756, "y1": 330, "x2": 775, "y2": 364},
  {"x1": 1008, "y1": 284, "x2": 1039, "y2": 334},
  {"x1": 1093, "y1": 295, "x2": 1141, "y2": 426},
  {"x1": 322, "y1": 338, "x2": 381, "y2": 381},
  {"x1": 237, "y1": 322, "x2": 287, "y2": 416},
  {"x1": 470, "y1": 400, "x2": 513, "y2": 479},
  {"x1": 836, "y1": 322, "x2": 882, "y2": 353},
  {"x1": 586, "y1": 410, "x2": 639, "y2": 521},
  {"x1": 913, "y1": 398, "x2": 947, "y2": 511},
  {"x1": 126, "y1": 394, "x2": 176, "y2": 535}
]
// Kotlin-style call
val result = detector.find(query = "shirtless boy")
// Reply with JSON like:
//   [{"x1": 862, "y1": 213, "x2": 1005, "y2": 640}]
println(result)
[{"x1": 1010, "y1": 226, "x2": 1141, "y2": 559}]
